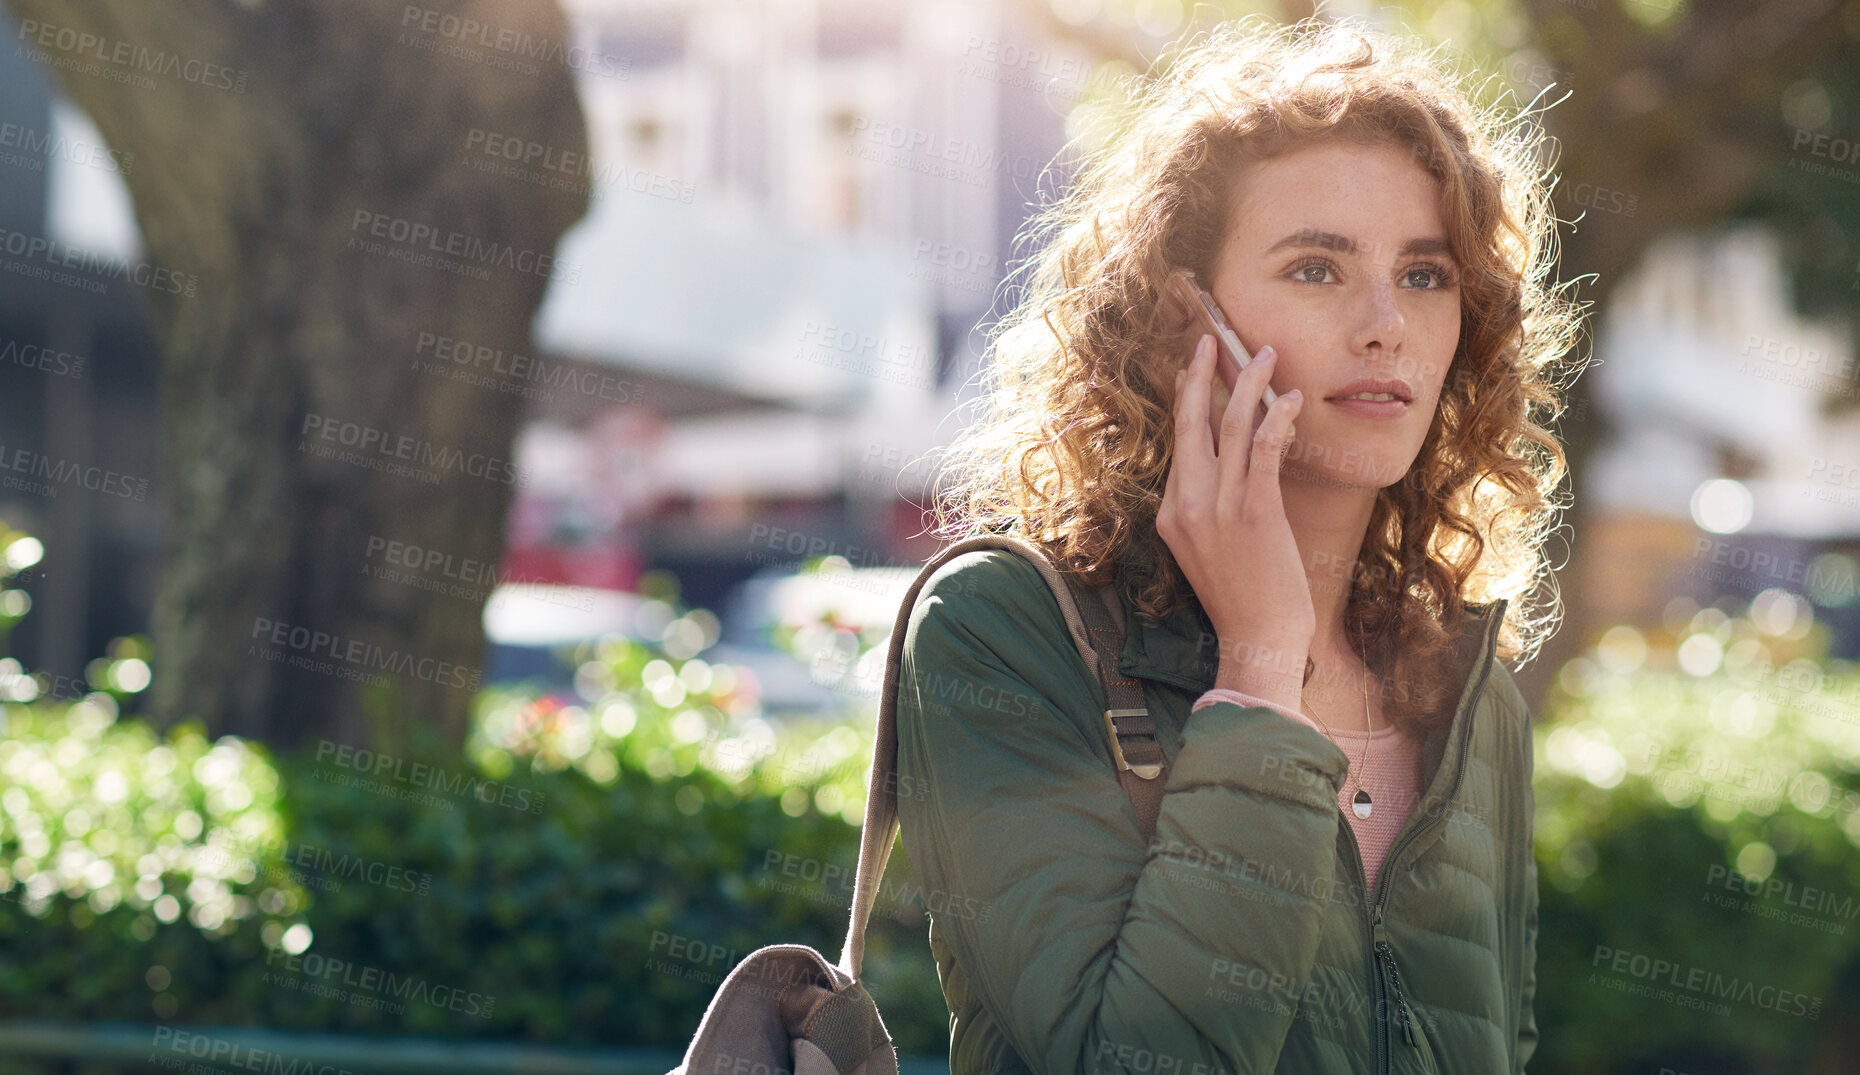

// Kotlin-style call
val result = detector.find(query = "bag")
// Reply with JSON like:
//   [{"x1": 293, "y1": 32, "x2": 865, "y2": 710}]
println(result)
[{"x1": 667, "y1": 534, "x2": 1169, "y2": 1075}]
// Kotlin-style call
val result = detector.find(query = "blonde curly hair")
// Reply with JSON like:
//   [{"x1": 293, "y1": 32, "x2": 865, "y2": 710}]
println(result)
[{"x1": 929, "y1": 17, "x2": 1585, "y2": 731}]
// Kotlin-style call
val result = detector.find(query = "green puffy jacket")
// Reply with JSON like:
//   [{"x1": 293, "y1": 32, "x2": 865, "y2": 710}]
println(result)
[{"x1": 893, "y1": 549, "x2": 1539, "y2": 1074}]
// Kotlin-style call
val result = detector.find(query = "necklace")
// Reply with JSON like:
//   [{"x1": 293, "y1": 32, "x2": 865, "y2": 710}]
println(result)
[{"x1": 1299, "y1": 634, "x2": 1375, "y2": 820}]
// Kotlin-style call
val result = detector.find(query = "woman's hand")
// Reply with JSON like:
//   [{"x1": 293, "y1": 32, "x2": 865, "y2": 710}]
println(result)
[{"x1": 1157, "y1": 334, "x2": 1313, "y2": 710}]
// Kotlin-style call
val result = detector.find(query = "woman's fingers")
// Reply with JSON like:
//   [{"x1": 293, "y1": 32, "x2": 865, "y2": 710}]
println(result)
[
  {"x1": 1215, "y1": 344, "x2": 1278, "y2": 495},
  {"x1": 1214, "y1": 335, "x2": 1243, "y2": 395},
  {"x1": 1207, "y1": 340, "x2": 1241, "y2": 449},
  {"x1": 1161, "y1": 370, "x2": 1185, "y2": 523},
  {"x1": 1244, "y1": 387, "x2": 1303, "y2": 511},
  {"x1": 1172, "y1": 335, "x2": 1218, "y2": 478}
]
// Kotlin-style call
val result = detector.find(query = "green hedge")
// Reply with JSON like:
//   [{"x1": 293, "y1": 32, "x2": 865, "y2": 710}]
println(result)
[
  {"x1": 1528, "y1": 607, "x2": 1860, "y2": 1072},
  {"x1": 266, "y1": 733, "x2": 948, "y2": 1051},
  {"x1": 0, "y1": 618, "x2": 950, "y2": 1055},
  {"x1": 7, "y1": 587, "x2": 1860, "y2": 1071},
  {"x1": 0, "y1": 703, "x2": 948, "y2": 1053}
]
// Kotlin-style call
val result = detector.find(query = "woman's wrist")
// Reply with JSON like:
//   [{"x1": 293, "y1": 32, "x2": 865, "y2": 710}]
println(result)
[
  {"x1": 1195, "y1": 687, "x2": 1323, "y2": 733},
  {"x1": 1211, "y1": 639, "x2": 1309, "y2": 714}
]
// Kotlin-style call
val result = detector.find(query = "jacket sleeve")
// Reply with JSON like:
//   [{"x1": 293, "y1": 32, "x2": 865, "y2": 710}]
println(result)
[
  {"x1": 1515, "y1": 707, "x2": 1541, "y2": 1073},
  {"x1": 893, "y1": 550, "x2": 1353, "y2": 1075}
]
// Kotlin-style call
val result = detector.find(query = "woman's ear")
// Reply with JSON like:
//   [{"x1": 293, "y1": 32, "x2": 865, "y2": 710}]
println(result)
[
  {"x1": 1157, "y1": 272, "x2": 1193, "y2": 334},
  {"x1": 1156, "y1": 269, "x2": 1205, "y2": 367}
]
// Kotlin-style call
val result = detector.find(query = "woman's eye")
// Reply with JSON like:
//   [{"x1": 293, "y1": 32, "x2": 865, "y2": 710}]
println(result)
[
  {"x1": 1286, "y1": 260, "x2": 1454, "y2": 288},
  {"x1": 1291, "y1": 261, "x2": 1335, "y2": 284},
  {"x1": 1403, "y1": 264, "x2": 1456, "y2": 290}
]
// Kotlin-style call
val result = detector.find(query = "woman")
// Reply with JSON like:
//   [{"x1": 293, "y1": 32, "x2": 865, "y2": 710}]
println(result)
[{"x1": 893, "y1": 17, "x2": 1582, "y2": 1075}]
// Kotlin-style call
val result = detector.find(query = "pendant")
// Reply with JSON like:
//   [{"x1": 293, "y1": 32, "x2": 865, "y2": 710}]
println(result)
[{"x1": 1352, "y1": 789, "x2": 1373, "y2": 819}]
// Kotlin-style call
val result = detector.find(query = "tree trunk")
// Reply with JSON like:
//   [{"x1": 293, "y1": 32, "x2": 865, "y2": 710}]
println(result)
[{"x1": 2, "y1": 0, "x2": 589, "y2": 753}]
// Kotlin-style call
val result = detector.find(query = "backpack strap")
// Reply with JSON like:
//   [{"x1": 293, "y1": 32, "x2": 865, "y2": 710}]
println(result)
[
  {"x1": 1064, "y1": 573, "x2": 1166, "y2": 843},
  {"x1": 838, "y1": 534, "x2": 1166, "y2": 979}
]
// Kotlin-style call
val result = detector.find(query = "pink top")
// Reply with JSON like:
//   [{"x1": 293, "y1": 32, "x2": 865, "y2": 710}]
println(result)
[{"x1": 1193, "y1": 688, "x2": 1423, "y2": 895}]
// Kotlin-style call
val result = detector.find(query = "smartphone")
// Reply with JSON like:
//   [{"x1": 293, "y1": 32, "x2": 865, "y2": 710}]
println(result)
[{"x1": 1168, "y1": 269, "x2": 1279, "y2": 407}]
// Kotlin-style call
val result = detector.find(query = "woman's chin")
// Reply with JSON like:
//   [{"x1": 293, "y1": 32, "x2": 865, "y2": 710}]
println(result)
[{"x1": 1280, "y1": 445, "x2": 1414, "y2": 492}]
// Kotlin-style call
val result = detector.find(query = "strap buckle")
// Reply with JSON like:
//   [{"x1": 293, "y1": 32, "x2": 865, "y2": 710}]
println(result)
[{"x1": 1104, "y1": 708, "x2": 1163, "y2": 780}]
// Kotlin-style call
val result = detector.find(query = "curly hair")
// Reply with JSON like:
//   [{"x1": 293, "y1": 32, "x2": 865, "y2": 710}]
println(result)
[{"x1": 928, "y1": 17, "x2": 1586, "y2": 732}]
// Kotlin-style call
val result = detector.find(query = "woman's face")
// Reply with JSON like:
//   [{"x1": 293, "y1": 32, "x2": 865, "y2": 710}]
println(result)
[{"x1": 1204, "y1": 137, "x2": 1461, "y2": 491}]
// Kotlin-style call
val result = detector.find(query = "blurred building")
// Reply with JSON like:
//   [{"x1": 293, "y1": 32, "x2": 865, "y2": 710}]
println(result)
[
  {"x1": 9, "y1": 0, "x2": 1860, "y2": 684},
  {"x1": 516, "y1": 0, "x2": 1093, "y2": 614},
  {"x1": 1580, "y1": 224, "x2": 1860, "y2": 653},
  {"x1": 0, "y1": 0, "x2": 1094, "y2": 681}
]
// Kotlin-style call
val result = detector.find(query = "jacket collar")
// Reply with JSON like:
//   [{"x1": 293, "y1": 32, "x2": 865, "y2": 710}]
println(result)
[
  {"x1": 1110, "y1": 566, "x2": 1513, "y2": 834},
  {"x1": 1112, "y1": 569, "x2": 1510, "y2": 709}
]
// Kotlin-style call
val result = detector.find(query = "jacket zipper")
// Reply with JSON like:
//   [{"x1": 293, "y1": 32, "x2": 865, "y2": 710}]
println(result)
[
  {"x1": 1341, "y1": 766, "x2": 1457, "y2": 1071},
  {"x1": 1342, "y1": 818, "x2": 1419, "y2": 1071},
  {"x1": 1374, "y1": 907, "x2": 1421, "y2": 1047},
  {"x1": 1336, "y1": 827, "x2": 1387, "y2": 1073},
  {"x1": 1339, "y1": 611, "x2": 1505, "y2": 1072}
]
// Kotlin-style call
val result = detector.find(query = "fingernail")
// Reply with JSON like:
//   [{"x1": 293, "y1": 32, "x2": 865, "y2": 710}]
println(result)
[
  {"x1": 1286, "y1": 389, "x2": 1301, "y2": 401},
  {"x1": 1257, "y1": 345, "x2": 1276, "y2": 363}
]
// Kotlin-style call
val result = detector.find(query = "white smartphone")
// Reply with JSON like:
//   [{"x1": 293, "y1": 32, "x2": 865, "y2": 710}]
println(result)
[{"x1": 1169, "y1": 269, "x2": 1280, "y2": 407}]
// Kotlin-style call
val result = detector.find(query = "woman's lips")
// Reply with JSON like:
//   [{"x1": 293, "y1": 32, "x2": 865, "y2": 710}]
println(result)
[{"x1": 1325, "y1": 396, "x2": 1410, "y2": 419}]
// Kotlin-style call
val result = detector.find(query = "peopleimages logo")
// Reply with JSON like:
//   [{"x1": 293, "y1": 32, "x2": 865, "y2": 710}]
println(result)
[
  {"x1": 250, "y1": 617, "x2": 481, "y2": 692},
  {"x1": 0, "y1": 121, "x2": 133, "y2": 176},
  {"x1": 364, "y1": 536, "x2": 499, "y2": 589},
  {"x1": 282, "y1": 842, "x2": 434, "y2": 896},
  {"x1": 263, "y1": 947, "x2": 496, "y2": 1018},
  {"x1": 400, "y1": 5, "x2": 628, "y2": 80},
  {"x1": 1590, "y1": 944, "x2": 1822, "y2": 1019},
  {"x1": 0, "y1": 225, "x2": 199, "y2": 296},
  {"x1": 314, "y1": 740, "x2": 545, "y2": 814},
  {"x1": 461, "y1": 129, "x2": 694, "y2": 203},
  {"x1": 0, "y1": 336, "x2": 87, "y2": 378},
  {"x1": 149, "y1": 1027, "x2": 367, "y2": 1075},
  {"x1": 297, "y1": 413, "x2": 528, "y2": 489},
  {"x1": 348, "y1": 209, "x2": 580, "y2": 284},
  {"x1": 14, "y1": 19, "x2": 249, "y2": 93},
  {"x1": 0, "y1": 441, "x2": 149, "y2": 502},
  {"x1": 412, "y1": 331, "x2": 647, "y2": 404}
]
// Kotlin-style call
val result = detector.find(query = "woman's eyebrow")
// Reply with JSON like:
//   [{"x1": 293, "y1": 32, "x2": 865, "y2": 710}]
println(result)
[{"x1": 1264, "y1": 229, "x2": 1455, "y2": 259}]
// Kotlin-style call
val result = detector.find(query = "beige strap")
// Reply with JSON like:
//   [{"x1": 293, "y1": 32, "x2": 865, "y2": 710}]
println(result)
[
  {"x1": 838, "y1": 535, "x2": 1159, "y2": 977},
  {"x1": 1068, "y1": 573, "x2": 1167, "y2": 841}
]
